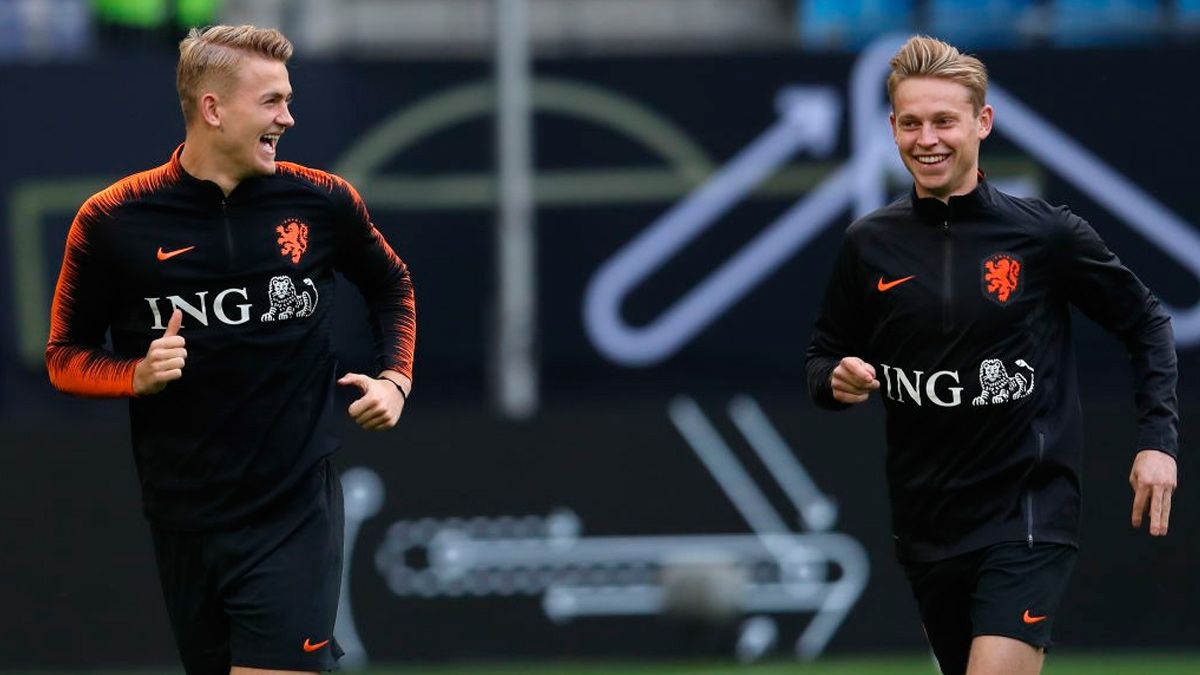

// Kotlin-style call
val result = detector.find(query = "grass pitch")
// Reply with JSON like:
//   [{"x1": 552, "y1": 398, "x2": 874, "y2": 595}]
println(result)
[
  {"x1": 15, "y1": 654, "x2": 1200, "y2": 675},
  {"x1": 370, "y1": 653, "x2": 1200, "y2": 674}
]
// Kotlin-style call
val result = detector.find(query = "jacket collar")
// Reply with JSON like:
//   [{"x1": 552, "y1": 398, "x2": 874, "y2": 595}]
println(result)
[
  {"x1": 169, "y1": 143, "x2": 270, "y2": 200},
  {"x1": 910, "y1": 170, "x2": 996, "y2": 222}
]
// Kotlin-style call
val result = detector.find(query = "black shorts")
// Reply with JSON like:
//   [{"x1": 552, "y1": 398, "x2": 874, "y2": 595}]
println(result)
[
  {"x1": 902, "y1": 542, "x2": 1077, "y2": 675},
  {"x1": 150, "y1": 458, "x2": 345, "y2": 675}
]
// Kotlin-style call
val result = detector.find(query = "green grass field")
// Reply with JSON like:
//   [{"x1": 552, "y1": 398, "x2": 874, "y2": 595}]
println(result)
[
  {"x1": 15, "y1": 655, "x2": 1200, "y2": 675},
  {"x1": 374, "y1": 655, "x2": 1198, "y2": 674},
  {"x1": 366, "y1": 656, "x2": 1200, "y2": 674}
]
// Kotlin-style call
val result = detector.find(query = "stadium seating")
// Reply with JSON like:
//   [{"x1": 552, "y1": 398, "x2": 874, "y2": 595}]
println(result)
[
  {"x1": 1050, "y1": 0, "x2": 1161, "y2": 45},
  {"x1": 798, "y1": 0, "x2": 915, "y2": 50},
  {"x1": 927, "y1": 0, "x2": 1039, "y2": 47}
]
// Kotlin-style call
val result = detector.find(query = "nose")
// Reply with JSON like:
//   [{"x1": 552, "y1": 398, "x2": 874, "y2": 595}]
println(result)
[
  {"x1": 917, "y1": 123, "x2": 938, "y2": 147},
  {"x1": 278, "y1": 102, "x2": 295, "y2": 128}
]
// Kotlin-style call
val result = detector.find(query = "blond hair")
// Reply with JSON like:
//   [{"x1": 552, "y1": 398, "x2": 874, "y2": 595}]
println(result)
[
  {"x1": 887, "y1": 36, "x2": 988, "y2": 113},
  {"x1": 177, "y1": 25, "x2": 293, "y2": 125}
]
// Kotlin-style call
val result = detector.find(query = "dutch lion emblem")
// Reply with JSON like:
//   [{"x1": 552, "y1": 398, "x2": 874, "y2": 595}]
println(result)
[
  {"x1": 982, "y1": 252, "x2": 1022, "y2": 305},
  {"x1": 972, "y1": 358, "x2": 1035, "y2": 406},
  {"x1": 276, "y1": 219, "x2": 309, "y2": 264},
  {"x1": 261, "y1": 276, "x2": 318, "y2": 321}
]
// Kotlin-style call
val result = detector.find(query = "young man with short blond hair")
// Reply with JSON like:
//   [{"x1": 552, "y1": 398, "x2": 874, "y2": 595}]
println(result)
[
  {"x1": 47, "y1": 25, "x2": 415, "y2": 675},
  {"x1": 807, "y1": 35, "x2": 1178, "y2": 675}
]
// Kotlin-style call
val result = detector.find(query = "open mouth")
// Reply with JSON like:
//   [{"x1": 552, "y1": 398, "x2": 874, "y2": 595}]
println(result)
[
  {"x1": 915, "y1": 153, "x2": 949, "y2": 166},
  {"x1": 260, "y1": 133, "x2": 280, "y2": 156}
]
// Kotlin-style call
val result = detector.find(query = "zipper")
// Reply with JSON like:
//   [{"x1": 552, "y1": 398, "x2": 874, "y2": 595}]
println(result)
[
  {"x1": 941, "y1": 221, "x2": 952, "y2": 331},
  {"x1": 1025, "y1": 491, "x2": 1034, "y2": 548},
  {"x1": 1026, "y1": 430, "x2": 1045, "y2": 548},
  {"x1": 221, "y1": 198, "x2": 235, "y2": 267}
]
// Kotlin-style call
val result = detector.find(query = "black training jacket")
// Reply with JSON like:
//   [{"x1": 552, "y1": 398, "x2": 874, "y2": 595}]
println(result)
[
  {"x1": 806, "y1": 178, "x2": 1177, "y2": 562},
  {"x1": 47, "y1": 145, "x2": 416, "y2": 531}
]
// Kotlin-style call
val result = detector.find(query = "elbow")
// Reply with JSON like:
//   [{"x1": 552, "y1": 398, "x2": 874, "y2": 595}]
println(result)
[{"x1": 44, "y1": 353, "x2": 70, "y2": 394}]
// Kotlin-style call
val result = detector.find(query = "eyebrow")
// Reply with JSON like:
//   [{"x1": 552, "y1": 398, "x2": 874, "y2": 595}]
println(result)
[{"x1": 897, "y1": 110, "x2": 962, "y2": 121}]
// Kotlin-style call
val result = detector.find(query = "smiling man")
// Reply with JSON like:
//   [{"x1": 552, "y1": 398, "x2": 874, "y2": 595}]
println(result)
[
  {"x1": 46, "y1": 25, "x2": 416, "y2": 675},
  {"x1": 806, "y1": 36, "x2": 1178, "y2": 675}
]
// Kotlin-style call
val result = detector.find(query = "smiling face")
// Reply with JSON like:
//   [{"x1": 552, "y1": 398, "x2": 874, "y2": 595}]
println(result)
[
  {"x1": 211, "y1": 54, "x2": 294, "y2": 179},
  {"x1": 890, "y1": 77, "x2": 993, "y2": 202}
]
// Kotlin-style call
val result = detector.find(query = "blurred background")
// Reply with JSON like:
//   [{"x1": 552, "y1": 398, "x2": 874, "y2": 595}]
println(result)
[{"x1": 2, "y1": 0, "x2": 1198, "y2": 673}]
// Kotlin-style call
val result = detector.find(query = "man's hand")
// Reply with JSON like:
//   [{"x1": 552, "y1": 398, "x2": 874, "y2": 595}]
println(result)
[
  {"x1": 1130, "y1": 449, "x2": 1178, "y2": 536},
  {"x1": 831, "y1": 356, "x2": 880, "y2": 404},
  {"x1": 133, "y1": 308, "x2": 186, "y2": 396},
  {"x1": 337, "y1": 372, "x2": 408, "y2": 431}
]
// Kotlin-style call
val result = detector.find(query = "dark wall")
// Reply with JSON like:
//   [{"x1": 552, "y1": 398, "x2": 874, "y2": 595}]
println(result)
[{"x1": 1, "y1": 44, "x2": 1197, "y2": 667}]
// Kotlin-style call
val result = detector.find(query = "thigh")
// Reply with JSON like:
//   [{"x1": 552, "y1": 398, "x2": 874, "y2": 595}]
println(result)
[
  {"x1": 904, "y1": 551, "x2": 983, "y2": 675},
  {"x1": 966, "y1": 634, "x2": 1045, "y2": 675},
  {"x1": 217, "y1": 459, "x2": 346, "y2": 671},
  {"x1": 149, "y1": 526, "x2": 232, "y2": 675},
  {"x1": 970, "y1": 542, "x2": 1078, "y2": 649}
]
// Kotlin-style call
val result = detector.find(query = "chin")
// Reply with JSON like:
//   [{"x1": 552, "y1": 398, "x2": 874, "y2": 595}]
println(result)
[{"x1": 915, "y1": 178, "x2": 948, "y2": 196}]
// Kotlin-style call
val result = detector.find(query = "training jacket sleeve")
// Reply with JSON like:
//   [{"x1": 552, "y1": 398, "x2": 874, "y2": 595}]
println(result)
[
  {"x1": 1057, "y1": 209, "x2": 1179, "y2": 457},
  {"x1": 45, "y1": 201, "x2": 140, "y2": 397},
  {"x1": 806, "y1": 230, "x2": 871, "y2": 410},
  {"x1": 331, "y1": 177, "x2": 417, "y2": 381}
]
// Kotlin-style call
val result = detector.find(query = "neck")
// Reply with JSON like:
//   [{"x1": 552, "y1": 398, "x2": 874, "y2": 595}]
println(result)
[
  {"x1": 179, "y1": 134, "x2": 240, "y2": 196},
  {"x1": 916, "y1": 170, "x2": 979, "y2": 204}
]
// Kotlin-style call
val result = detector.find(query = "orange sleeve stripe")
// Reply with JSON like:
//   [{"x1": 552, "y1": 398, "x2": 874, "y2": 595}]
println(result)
[
  {"x1": 47, "y1": 215, "x2": 93, "y2": 345},
  {"x1": 277, "y1": 162, "x2": 338, "y2": 192},
  {"x1": 388, "y1": 254, "x2": 417, "y2": 379},
  {"x1": 78, "y1": 161, "x2": 177, "y2": 220},
  {"x1": 45, "y1": 161, "x2": 176, "y2": 398},
  {"x1": 277, "y1": 162, "x2": 375, "y2": 224},
  {"x1": 45, "y1": 346, "x2": 138, "y2": 397}
]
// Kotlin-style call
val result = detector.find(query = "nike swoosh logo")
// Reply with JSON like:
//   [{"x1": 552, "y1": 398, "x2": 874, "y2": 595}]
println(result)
[
  {"x1": 1022, "y1": 610, "x2": 1048, "y2": 624},
  {"x1": 157, "y1": 245, "x2": 195, "y2": 261},
  {"x1": 303, "y1": 638, "x2": 330, "y2": 652},
  {"x1": 877, "y1": 275, "x2": 915, "y2": 292}
]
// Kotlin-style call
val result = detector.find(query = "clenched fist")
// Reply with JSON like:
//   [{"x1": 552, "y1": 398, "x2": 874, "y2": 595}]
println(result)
[{"x1": 831, "y1": 356, "x2": 880, "y2": 404}]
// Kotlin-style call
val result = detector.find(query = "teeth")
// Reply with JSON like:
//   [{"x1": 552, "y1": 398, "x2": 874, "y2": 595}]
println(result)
[{"x1": 917, "y1": 155, "x2": 947, "y2": 164}]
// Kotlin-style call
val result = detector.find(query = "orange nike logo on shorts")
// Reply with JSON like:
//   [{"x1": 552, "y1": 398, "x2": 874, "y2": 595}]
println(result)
[
  {"x1": 157, "y1": 245, "x2": 195, "y2": 261},
  {"x1": 303, "y1": 638, "x2": 330, "y2": 652},
  {"x1": 1022, "y1": 609, "x2": 1047, "y2": 624},
  {"x1": 877, "y1": 275, "x2": 915, "y2": 292}
]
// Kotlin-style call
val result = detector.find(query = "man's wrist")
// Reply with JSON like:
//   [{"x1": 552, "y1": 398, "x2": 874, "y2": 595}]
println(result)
[{"x1": 378, "y1": 376, "x2": 409, "y2": 401}]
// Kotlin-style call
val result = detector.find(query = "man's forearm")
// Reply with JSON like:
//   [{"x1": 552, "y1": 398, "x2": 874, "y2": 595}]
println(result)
[{"x1": 45, "y1": 344, "x2": 139, "y2": 398}]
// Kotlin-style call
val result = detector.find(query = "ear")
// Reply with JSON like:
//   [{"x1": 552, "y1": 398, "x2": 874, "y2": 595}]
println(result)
[
  {"x1": 199, "y1": 92, "x2": 222, "y2": 129},
  {"x1": 977, "y1": 104, "x2": 994, "y2": 140}
]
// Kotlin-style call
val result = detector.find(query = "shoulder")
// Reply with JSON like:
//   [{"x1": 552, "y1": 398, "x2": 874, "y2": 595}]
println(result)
[
  {"x1": 845, "y1": 196, "x2": 911, "y2": 242},
  {"x1": 988, "y1": 187, "x2": 1080, "y2": 234},
  {"x1": 78, "y1": 161, "x2": 177, "y2": 223},
  {"x1": 275, "y1": 161, "x2": 363, "y2": 202}
]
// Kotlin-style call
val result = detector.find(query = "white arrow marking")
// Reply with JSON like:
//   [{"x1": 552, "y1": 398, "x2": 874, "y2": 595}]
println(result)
[
  {"x1": 584, "y1": 87, "x2": 845, "y2": 366},
  {"x1": 727, "y1": 396, "x2": 837, "y2": 531},
  {"x1": 667, "y1": 397, "x2": 792, "y2": 537},
  {"x1": 337, "y1": 467, "x2": 385, "y2": 670}
]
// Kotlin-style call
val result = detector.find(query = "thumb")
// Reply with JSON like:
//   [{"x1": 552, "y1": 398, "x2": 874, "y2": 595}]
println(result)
[
  {"x1": 164, "y1": 308, "x2": 183, "y2": 337},
  {"x1": 337, "y1": 372, "x2": 370, "y2": 392}
]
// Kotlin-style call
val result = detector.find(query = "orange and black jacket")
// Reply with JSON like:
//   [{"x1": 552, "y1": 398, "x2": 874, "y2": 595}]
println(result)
[
  {"x1": 47, "y1": 145, "x2": 416, "y2": 531},
  {"x1": 806, "y1": 178, "x2": 1177, "y2": 562}
]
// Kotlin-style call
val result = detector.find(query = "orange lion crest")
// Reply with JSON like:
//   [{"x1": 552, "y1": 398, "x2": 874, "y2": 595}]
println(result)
[
  {"x1": 276, "y1": 219, "x2": 309, "y2": 264},
  {"x1": 982, "y1": 253, "x2": 1022, "y2": 304}
]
